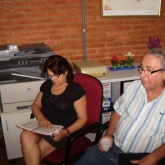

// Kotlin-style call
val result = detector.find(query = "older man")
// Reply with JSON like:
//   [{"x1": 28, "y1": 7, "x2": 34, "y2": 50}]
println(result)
[{"x1": 76, "y1": 48, "x2": 165, "y2": 165}]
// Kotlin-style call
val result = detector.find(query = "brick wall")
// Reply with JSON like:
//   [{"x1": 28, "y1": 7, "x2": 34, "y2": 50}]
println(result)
[{"x1": 0, "y1": 0, "x2": 165, "y2": 65}]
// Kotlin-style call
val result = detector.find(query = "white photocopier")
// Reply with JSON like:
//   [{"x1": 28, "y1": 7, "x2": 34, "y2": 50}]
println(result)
[{"x1": 0, "y1": 43, "x2": 55, "y2": 162}]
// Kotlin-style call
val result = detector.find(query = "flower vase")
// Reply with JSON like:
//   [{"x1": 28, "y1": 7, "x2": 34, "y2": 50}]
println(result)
[
  {"x1": 120, "y1": 65, "x2": 124, "y2": 69},
  {"x1": 112, "y1": 65, "x2": 117, "y2": 69},
  {"x1": 127, "y1": 64, "x2": 132, "y2": 68}
]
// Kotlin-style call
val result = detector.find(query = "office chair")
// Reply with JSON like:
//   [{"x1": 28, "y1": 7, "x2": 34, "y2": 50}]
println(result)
[
  {"x1": 42, "y1": 73, "x2": 103, "y2": 165},
  {"x1": 97, "y1": 121, "x2": 165, "y2": 165}
]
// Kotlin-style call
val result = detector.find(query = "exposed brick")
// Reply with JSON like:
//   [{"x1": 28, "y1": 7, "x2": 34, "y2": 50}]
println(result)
[
  {"x1": 35, "y1": 6, "x2": 56, "y2": 12},
  {"x1": 36, "y1": 18, "x2": 57, "y2": 24},
  {"x1": 7, "y1": 37, "x2": 27, "y2": 44},
  {"x1": 27, "y1": 36, "x2": 48, "y2": 42},
  {"x1": 4, "y1": 13, "x2": 24, "y2": 19},
  {"x1": 0, "y1": 27, "x2": 5, "y2": 32},
  {"x1": 0, "y1": 2, "x2": 3, "y2": 7},
  {"x1": 67, "y1": 0, "x2": 81, "y2": 5},
  {"x1": 6, "y1": 25, "x2": 27, "y2": 31},
  {"x1": 107, "y1": 20, "x2": 124, "y2": 25},
  {"x1": 124, "y1": 19, "x2": 141, "y2": 24},
  {"x1": 48, "y1": 11, "x2": 68, "y2": 17},
  {"x1": 15, "y1": 19, "x2": 36, "y2": 25},
  {"x1": 47, "y1": 0, "x2": 68, "y2": 5},
  {"x1": 107, "y1": 41, "x2": 123, "y2": 47},
  {"x1": 115, "y1": 36, "x2": 131, "y2": 41},
  {"x1": 15, "y1": 7, "x2": 35, "y2": 13},
  {"x1": 47, "y1": 24, "x2": 67, "y2": 29},
  {"x1": 0, "y1": 0, "x2": 165, "y2": 65},
  {"x1": 86, "y1": 49, "x2": 96, "y2": 54},
  {"x1": 70, "y1": 56, "x2": 84, "y2": 61},
  {"x1": 27, "y1": 25, "x2": 47, "y2": 31},
  {"x1": 87, "y1": 33, "x2": 107, "y2": 39},
  {"x1": 38, "y1": 29, "x2": 58, "y2": 35},
  {"x1": 15, "y1": 31, "x2": 36, "y2": 37},
  {"x1": 98, "y1": 47, "x2": 115, "y2": 53},
  {"x1": 115, "y1": 47, "x2": 132, "y2": 52},
  {"x1": 0, "y1": 39, "x2": 6, "y2": 45},
  {"x1": 115, "y1": 26, "x2": 132, "y2": 31},
  {"x1": 0, "y1": 31, "x2": 15, "y2": 38},
  {"x1": 107, "y1": 31, "x2": 123, "y2": 37},
  {"x1": 88, "y1": 54, "x2": 106, "y2": 59},
  {"x1": 87, "y1": 43, "x2": 105, "y2": 48},
  {"x1": 0, "y1": 20, "x2": 15, "y2": 26},
  {"x1": 56, "y1": 17, "x2": 77, "y2": 23},
  {"x1": 25, "y1": 12, "x2": 45, "y2": 18},
  {"x1": 1, "y1": 8, "x2": 14, "y2": 13},
  {"x1": 26, "y1": 1, "x2": 47, "y2": 7},
  {"x1": 69, "y1": 45, "x2": 83, "y2": 50},
  {"x1": 4, "y1": 1, "x2": 25, "y2": 7},
  {"x1": 58, "y1": 28, "x2": 77, "y2": 34},
  {"x1": 132, "y1": 45, "x2": 147, "y2": 50},
  {"x1": 99, "y1": 59, "x2": 111, "y2": 65}
]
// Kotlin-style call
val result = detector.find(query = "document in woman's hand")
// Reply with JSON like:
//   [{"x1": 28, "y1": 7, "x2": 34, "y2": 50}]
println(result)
[{"x1": 16, "y1": 119, "x2": 63, "y2": 135}]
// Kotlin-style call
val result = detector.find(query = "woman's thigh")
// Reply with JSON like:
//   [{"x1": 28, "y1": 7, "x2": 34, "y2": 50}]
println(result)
[
  {"x1": 38, "y1": 138, "x2": 57, "y2": 159},
  {"x1": 21, "y1": 130, "x2": 56, "y2": 158}
]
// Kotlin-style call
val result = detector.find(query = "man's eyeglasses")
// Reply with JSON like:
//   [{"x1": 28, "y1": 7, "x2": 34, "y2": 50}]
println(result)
[
  {"x1": 46, "y1": 74, "x2": 60, "y2": 79},
  {"x1": 137, "y1": 65, "x2": 165, "y2": 75}
]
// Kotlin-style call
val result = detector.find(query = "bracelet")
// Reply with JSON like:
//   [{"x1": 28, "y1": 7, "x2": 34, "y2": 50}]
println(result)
[{"x1": 64, "y1": 128, "x2": 70, "y2": 136}]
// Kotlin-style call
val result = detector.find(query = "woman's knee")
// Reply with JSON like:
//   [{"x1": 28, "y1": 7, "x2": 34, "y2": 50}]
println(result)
[{"x1": 20, "y1": 130, "x2": 40, "y2": 145}]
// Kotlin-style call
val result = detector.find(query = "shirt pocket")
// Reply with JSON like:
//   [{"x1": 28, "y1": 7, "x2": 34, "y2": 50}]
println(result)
[{"x1": 150, "y1": 112, "x2": 165, "y2": 133}]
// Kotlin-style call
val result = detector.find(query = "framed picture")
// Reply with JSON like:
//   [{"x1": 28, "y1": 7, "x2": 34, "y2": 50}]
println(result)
[{"x1": 101, "y1": 0, "x2": 161, "y2": 17}]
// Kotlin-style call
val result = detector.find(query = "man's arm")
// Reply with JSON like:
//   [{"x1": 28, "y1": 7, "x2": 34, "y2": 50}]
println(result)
[
  {"x1": 105, "y1": 110, "x2": 121, "y2": 136},
  {"x1": 131, "y1": 142, "x2": 165, "y2": 165},
  {"x1": 150, "y1": 143, "x2": 165, "y2": 162},
  {"x1": 98, "y1": 110, "x2": 121, "y2": 151}
]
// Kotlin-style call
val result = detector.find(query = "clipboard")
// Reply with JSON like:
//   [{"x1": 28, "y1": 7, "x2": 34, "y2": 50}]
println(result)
[{"x1": 118, "y1": 153, "x2": 149, "y2": 165}]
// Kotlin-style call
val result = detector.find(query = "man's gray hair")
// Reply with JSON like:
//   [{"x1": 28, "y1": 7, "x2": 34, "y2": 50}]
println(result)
[{"x1": 147, "y1": 48, "x2": 165, "y2": 69}]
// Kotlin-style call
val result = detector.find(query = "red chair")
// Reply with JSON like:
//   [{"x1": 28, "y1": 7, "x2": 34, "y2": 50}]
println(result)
[{"x1": 43, "y1": 73, "x2": 103, "y2": 165}]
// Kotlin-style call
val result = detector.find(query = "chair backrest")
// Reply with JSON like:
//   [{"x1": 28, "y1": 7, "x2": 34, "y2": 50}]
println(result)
[{"x1": 73, "y1": 73, "x2": 103, "y2": 126}]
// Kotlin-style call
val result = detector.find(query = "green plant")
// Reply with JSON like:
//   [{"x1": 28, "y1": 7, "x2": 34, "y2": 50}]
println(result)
[
  {"x1": 125, "y1": 52, "x2": 134, "y2": 64},
  {"x1": 119, "y1": 56, "x2": 127, "y2": 65},
  {"x1": 111, "y1": 56, "x2": 119, "y2": 66}
]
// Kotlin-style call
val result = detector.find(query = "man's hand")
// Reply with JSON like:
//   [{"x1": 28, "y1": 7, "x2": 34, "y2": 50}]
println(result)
[
  {"x1": 131, "y1": 154, "x2": 158, "y2": 165},
  {"x1": 98, "y1": 135, "x2": 113, "y2": 152}
]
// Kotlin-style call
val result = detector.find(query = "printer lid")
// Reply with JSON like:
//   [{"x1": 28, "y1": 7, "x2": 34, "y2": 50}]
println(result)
[{"x1": 0, "y1": 43, "x2": 55, "y2": 61}]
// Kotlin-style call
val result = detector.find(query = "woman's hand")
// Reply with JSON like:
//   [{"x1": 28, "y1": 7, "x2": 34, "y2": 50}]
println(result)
[
  {"x1": 98, "y1": 135, "x2": 113, "y2": 152},
  {"x1": 38, "y1": 116, "x2": 52, "y2": 128},
  {"x1": 52, "y1": 128, "x2": 68, "y2": 141}
]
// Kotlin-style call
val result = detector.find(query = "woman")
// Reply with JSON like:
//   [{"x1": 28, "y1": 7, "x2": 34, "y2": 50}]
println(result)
[{"x1": 20, "y1": 55, "x2": 87, "y2": 165}]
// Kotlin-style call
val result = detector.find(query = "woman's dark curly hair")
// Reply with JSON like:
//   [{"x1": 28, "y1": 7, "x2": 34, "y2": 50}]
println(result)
[{"x1": 44, "y1": 55, "x2": 74, "y2": 82}]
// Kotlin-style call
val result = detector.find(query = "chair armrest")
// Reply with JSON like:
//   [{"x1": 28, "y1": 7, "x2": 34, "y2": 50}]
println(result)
[
  {"x1": 64, "y1": 122, "x2": 101, "y2": 162},
  {"x1": 68, "y1": 122, "x2": 101, "y2": 143},
  {"x1": 30, "y1": 113, "x2": 34, "y2": 119},
  {"x1": 95, "y1": 121, "x2": 109, "y2": 143}
]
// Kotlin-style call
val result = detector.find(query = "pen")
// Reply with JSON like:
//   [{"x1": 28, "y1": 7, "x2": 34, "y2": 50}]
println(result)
[
  {"x1": 50, "y1": 128, "x2": 63, "y2": 139},
  {"x1": 56, "y1": 128, "x2": 63, "y2": 133}
]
